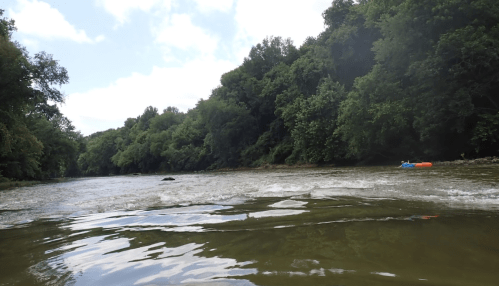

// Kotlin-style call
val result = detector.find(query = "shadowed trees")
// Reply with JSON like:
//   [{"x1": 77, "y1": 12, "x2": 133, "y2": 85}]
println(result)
[{"x1": 1, "y1": 9, "x2": 80, "y2": 180}]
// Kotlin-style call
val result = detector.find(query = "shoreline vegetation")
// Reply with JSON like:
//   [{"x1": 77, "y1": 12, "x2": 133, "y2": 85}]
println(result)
[{"x1": 2, "y1": 1, "x2": 499, "y2": 183}]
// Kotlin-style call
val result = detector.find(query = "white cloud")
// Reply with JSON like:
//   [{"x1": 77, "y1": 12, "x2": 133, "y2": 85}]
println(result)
[
  {"x1": 94, "y1": 35, "x2": 106, "y2": 43},
  {"x1": 9, "y1": 0, "x2": 100, "y2": 43},
  {"x1": 19, "y1": 37, "x2": 40, "y2": 50},
  {"x1": 234, "y1": 0, "x2": 331, "y2": 48},
  {"x1": 193, "y1": 0, "x2": 233, "y2": 13},
  {"x1": 154, "y1": 13, "x2": 219, "y2": 59},
  {"x1": 96, "y1": 0, "x2": 172, "y2": 26},
  {"x1": 60, "y1": 57, "x2": 236, "y2": 135}
]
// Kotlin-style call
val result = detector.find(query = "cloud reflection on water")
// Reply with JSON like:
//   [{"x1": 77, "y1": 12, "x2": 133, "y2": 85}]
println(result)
[
  {"x1": 34, "y1": 234, "x2": 257, "y2": 285},
  {"x1": 42, "y1": 202, "x2": 315, "y2": 285},
  {"x1": 38, "y1": 201, "x2": 317, "y2": 285},
  {"x1": 68, "y1": 205, "x2": 247, "y2": 231}
]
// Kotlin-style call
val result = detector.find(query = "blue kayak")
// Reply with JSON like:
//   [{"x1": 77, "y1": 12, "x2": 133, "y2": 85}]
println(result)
[{"x1": 401, "y1": 163, "x2": 416, "y2": 168}]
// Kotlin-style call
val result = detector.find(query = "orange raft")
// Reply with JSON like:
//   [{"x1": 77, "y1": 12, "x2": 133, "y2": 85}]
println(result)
[{"x1": 415, "y1": 162, "x2": 433, "y2": 167}]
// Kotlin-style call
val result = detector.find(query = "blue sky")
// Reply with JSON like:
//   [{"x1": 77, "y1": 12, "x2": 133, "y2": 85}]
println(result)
[{"x1": 4, "y1": 0, "x2": 333, "y2": 135}]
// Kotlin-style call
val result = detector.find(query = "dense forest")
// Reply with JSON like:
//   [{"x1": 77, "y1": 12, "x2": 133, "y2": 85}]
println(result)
[{"x1": 1, "y1": 0, "x2": 499, "y2": 180}]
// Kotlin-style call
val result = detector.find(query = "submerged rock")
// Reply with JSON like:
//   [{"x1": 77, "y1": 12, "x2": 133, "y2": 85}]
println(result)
[{"x1": 162, "y1": 177, "x2": 175, "y2": 181}]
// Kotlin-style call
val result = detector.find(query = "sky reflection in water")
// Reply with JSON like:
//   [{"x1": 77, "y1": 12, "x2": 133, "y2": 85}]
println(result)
[{"x1": 30, "y1": 206, "x2": 262, "y2": 285}]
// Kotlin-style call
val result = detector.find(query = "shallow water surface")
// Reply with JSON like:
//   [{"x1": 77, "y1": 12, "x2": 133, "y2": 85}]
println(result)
[{"x1": 1, "y1": 166, "x2": 499, "y2": 285}]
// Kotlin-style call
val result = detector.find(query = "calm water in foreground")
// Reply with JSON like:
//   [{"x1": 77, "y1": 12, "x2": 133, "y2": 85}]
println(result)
[{"x1": 1, "y1": 166, "x2": 498, "y2": 286}]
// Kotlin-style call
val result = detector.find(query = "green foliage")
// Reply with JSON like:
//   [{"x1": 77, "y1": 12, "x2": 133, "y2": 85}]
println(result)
[
  {"x1": 198, "y1": 98, "x2": 258, "y2": 168},
  {"x1": 471, "y1": 113, "x2": 499, "y2": 154},
  {"x1": 1, "y1": 10, "x2": 76, "y2": 180},
  {"x1": 338, "y1": 65, "x2": 413, "y2": 160},
  {"x1": 110, "y1": 107, "x2": 163, "y2": 173},
  {"x1": 28, "y1": 113, "x2": 81, "y2": 178},
  {"x1": 163, "y1": 110, "x2": 209, "y2": 170},
  {"x1": 292, "y1": 79, "x2": 347, "y2": 163},
  {"x1": 333, "y1": 0, "x2": 499, "y2": 161},
  {"x1": 78, "y1": 129, "x2": 120, "y2": 176},
  {"x1": 0, "y1": 121, "x2": 43, "y2": 179},
  {"x1": 243, "y1": 36, "x2": 299, "y2": 80}
]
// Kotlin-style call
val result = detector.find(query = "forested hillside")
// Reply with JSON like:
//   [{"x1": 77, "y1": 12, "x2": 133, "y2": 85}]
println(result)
[{"x1": 2, "y1": 0, "x2": 499, "y2": 179}]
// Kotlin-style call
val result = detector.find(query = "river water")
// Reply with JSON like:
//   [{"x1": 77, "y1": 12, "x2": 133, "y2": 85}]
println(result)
[{"x1": 1, "y1": 165, "x2": 498, "y2": 285}]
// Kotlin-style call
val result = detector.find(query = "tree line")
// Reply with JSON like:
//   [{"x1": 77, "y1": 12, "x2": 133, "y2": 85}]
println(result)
[{"x1": 2, "y1": 0, "x2": 499, "y2": 179}]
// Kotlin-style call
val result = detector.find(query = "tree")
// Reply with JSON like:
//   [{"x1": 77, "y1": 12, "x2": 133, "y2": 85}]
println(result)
[
  {"x1": 243, "y1": 36, "x2": 299, "y2": 80},
  {"x1": 198, "y1": 98, "x2": 258, "y2": 168},
  {"x1": 292, "y1": 79, "x2": 347, "y2": 163},
  {"x1": 1, "y1": 10, "x2": 72, "y2": 180},
  {"x1": 28, "y1": 112, "x2": 80, "y2": 178},
  {"x1": 78, "y1": 129, "x2": 120, "y2": 176}
]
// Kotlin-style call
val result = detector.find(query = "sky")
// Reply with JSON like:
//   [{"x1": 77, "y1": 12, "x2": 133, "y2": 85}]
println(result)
[{"x1": 4, "y1": 0, "x2": 334, "y2": 135}]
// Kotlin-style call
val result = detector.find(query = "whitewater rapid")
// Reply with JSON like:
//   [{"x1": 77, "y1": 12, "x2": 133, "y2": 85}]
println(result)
[{"x1": 1, "y1": 165, "x2": 498, "y2": 229}]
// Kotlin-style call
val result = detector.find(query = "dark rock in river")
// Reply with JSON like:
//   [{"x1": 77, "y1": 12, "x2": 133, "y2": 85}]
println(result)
[{"x1": 162, "y1": 177, "x2": 175, "y2": 181}]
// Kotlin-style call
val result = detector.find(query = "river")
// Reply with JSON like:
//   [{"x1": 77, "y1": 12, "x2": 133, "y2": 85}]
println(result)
[{"x1": 1, "y1": 165, "x2": 498, "y2": 285}]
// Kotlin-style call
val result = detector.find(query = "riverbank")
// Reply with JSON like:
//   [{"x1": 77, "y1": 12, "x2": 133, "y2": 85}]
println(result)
[
  {"x1": 0, "y1": 178, "x2": 71, "y2": 191},
  {"x1": 214, "y1": 157, "x2": 499, "y2": 171},
  {"x1": 0, "y1": 180, "x2": 41, "y2": 190},
  {"x1": 433, "y1": 156, "x2": 499, "y2": 166},
  {"x1": 211, "y1": 162, "x2": 328, "y2": 172}
]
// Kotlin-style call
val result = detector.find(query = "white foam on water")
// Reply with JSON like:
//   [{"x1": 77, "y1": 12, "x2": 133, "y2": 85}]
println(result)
[
  {"x1": 444, "y1": 188, "x2": 499, "y2": 198},
  {"x1": 411, "y1": 188, "x2": 499, "y2": 209},
  {"x1": 309, "y1": 268, "x2": 326, "y2": 276},
  {"x1": 310, "y1": 188, "x2": 365, "y2": 199},
  {"x1": 269, "y1": 200, "x2": 307, "y2": 208},
  {"x1": 288, "y1": 271, "x2": 307, "y2": 277},
  {"x1": 274, "y1": 225, "x2": 295, "y2": 229},
  {"x1": 317, "y1": 179, "x2": 376, "y2": 189},
  {"x1": 254, "y1": 183, "x2": 312, "y2": 197},
  {"x1": 120, "y1": 226, "x2": 206, "y2": 232},
  {"x1": 372, "y1": 272, "x2": 396, "y2": 277},
  {"x1": 248, "y1": 209, "x2": 308, "y2": 219},
  {"x1": 362, "y1": 197, "x2": 397, "y2": 201},
  {"x1": 329, "y1": 268, "x2": 356, "y2": 274},
  {"x1": 261, "y1": 271, "x2": 307, "y2": 277},
  {"x1": 291, "y1": 259, "x2": 320, "y2": 268}
]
